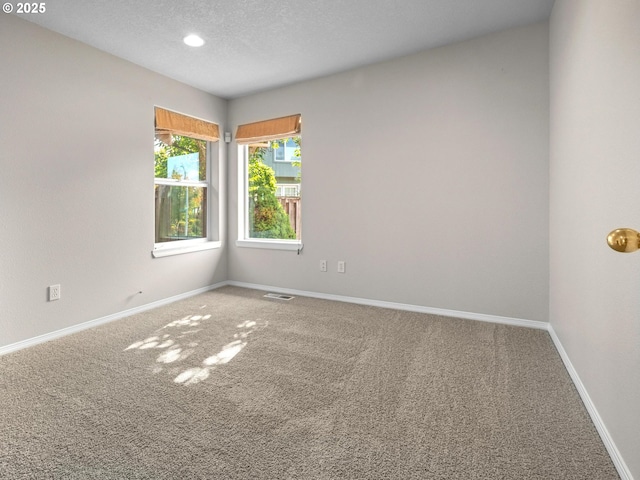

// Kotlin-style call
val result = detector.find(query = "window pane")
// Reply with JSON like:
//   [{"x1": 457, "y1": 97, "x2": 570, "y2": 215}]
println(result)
[
  {"x1": 167, "y1": 152, "x2": 200, "y2": 180},
  {"x1": 246, "y1": 137, "x2": 300, "y2": 240},
  {"x1": 155, "y1": 185, "x2": 207, "y2": 242},
  {"x1": 154, "y1": 131, "x2": 210, "y2": 246},
  {"x1": 155, "y1": 136, "x2": 206, "y2": 181}
]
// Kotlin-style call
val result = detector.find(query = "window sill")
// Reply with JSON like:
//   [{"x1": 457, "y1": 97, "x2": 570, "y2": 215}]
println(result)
[
  {"x1": 236, "y1": 239, "x2": 302, "y2": 251},
  {"x1": 152, "y1": 240, "x2": 221, "y2": 258}
]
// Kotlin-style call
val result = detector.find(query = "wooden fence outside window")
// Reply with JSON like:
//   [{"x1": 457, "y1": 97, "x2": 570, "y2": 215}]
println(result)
[{"x1": 278, "y1": 197, "x2": 301, "y2": 240}]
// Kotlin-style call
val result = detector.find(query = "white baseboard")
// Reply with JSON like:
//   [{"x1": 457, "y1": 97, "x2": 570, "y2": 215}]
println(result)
[
  {"x1": 226, "y1": 280, "x2": 548, "y2": 330},
  {"x1": 548, "y1": 325, "x2": 633, "y2": 480},
  {"x1": 0, "y1": 281, "x2": 229, "y2": 357},
  {"x1": 0, "y1": 280, "x2": 545, "y2": 357}
]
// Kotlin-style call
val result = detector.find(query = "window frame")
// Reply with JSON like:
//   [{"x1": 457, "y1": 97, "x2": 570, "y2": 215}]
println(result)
[
  {"x1": 152, "y1": 107, "x2": 221, "y2": 258},
  {"x1": 234, "y1": 114, "x2": 302, "y2": 251},
  {"x1": 236, "y1": 143, "x2": 302, "y2": 251}
]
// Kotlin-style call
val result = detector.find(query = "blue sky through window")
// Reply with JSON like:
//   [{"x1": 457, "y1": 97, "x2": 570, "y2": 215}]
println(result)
[{"x1": 167, "y1": 152, "x2": 200, "y2": 180}]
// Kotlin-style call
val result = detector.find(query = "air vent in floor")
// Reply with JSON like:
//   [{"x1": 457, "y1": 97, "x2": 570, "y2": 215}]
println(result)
[{"x1": 264, "y1": 293, "x2": 294, "y2": 301}]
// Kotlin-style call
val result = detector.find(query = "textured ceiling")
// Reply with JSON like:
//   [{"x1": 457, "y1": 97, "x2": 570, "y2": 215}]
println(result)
[{"x1": 17, "y1": 0, "x2": 555, "y2": 99}]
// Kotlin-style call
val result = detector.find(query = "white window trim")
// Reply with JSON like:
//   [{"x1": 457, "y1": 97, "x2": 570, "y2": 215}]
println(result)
[
  {"x1": 235, "y1": 239, "x2": 301, "y2": 251},
  {"x1": 237, "y1": 144, "x2": 301, "y2": 251},
  {"x1": 152, "y1": 239, "x2": 222, "y2": 257},
  {"x1": 153, "y1": 137, "x2": 221, "y2": 257}
]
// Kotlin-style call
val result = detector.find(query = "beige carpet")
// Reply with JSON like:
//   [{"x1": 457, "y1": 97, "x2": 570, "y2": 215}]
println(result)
[{"x1": 0, "y1": 286, "x2": 618, "y2": 479}]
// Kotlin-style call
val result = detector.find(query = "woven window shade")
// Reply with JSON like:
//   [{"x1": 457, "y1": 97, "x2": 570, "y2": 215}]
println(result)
[
  {"x1": 155, "y1": 107, "x2": 219, "y2": 142},
  {"x1": 235, "y1": 114, "x2": 301, "y2": 144}
]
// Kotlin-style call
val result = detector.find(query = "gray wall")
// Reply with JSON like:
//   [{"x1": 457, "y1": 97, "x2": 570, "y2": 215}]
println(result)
[
  {"x1": 0, "y1": 15, "x2": 228, "y2": 348},
  {"x1": 228, "y1": 22, "x2": 549, "y2": 322},
  {"x1": 550, "y1": 0, "x2": 640, "y2": 476}
]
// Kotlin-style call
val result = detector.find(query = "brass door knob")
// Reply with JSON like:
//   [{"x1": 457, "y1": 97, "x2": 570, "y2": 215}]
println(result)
[{"x1": 607, "y1": 228, "x2": 640, "y2": 253}]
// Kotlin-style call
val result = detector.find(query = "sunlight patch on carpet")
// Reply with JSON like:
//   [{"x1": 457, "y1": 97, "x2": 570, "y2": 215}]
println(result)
[
  {"x1": 123, "y1": 311, "x2": 268, "y2": 386},
  {"x1": 174, "y1": 367, "x2": 210, "y2": 385},
  {"x1": 202, "y1": 340, "x2": 245, "y2": 366}
]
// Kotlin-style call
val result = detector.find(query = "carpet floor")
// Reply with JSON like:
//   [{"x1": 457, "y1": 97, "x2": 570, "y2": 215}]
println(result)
[{"x1": 0, "y1": 286, "x2": 618, "y2": 479}]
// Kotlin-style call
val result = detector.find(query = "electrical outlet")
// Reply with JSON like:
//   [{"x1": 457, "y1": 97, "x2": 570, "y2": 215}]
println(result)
[
  {"x1": 337, "y1": 261, "x2": 346, "y2": 273},
  {"x1": 48, "y1": 284, "x2": 61, "y2": 301},
  {"x1": 320, "y1": 260, "x2": 327, "y2": 272}
]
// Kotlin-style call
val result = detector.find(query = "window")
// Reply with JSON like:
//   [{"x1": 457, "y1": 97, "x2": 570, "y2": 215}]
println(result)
[
  {"x1": 153, "y1": 107, "x2": 220, "y2": 256},
  {"x1": 273, "y1": 138, "x2": 299, "y2": 162},
  {"x1": 236, "y1": 114, "x2": 302, "y2": 249}
]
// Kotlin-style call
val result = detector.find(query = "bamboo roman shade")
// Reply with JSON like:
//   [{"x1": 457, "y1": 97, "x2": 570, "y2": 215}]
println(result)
[
  {"x1": 155, "y1": 107, "x2": 219, "y2": 142},
  {"x1": 235, "y1": 114, "x2": 301, "y2": 144}
]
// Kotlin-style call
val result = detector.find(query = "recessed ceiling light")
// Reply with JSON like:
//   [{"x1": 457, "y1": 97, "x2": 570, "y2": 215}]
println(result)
[{"x1": 183, "y1": 34, "x2": 205, "y2": 47}]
